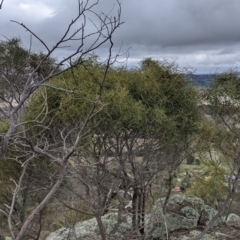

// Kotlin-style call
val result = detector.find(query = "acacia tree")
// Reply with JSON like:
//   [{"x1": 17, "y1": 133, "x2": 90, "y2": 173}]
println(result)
[
  {"x1": 91, "y1": 59, "x2": 201, "y2": 237},
  {"x1": 39, "y1": 58, "x2": 201, "y2": 238},
  {"x1": 101, "y1": 59, "x2": 201, "y2": 236},
  {"x1": 0, "y1": 1, "x2": 123, "y2": 239},
  {"x1": 193, "y1": 71, "x2": 240, "y2": 240}
]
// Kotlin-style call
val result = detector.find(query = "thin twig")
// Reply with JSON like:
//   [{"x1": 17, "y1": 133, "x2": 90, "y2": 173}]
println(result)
[{"x1": 0, "y1": 0, "x2": 4, "y2": 9}]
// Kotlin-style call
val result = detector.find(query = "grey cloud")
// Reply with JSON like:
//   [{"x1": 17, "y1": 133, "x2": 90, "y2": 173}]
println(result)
[
  {"x1": 116, "y1": 0, "x2": 240, "y2": 47},
  {"x1": 1, "y1": 0, "x2": 240, "y2": 73}
]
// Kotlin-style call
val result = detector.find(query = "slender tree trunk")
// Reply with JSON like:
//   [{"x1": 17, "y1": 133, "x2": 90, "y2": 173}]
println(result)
[
  {"x1": 132, "y1": 188, "x2": 139, "y2": 235},
  {"x1": 163, "y1": 174, "x2": 173, "y2": 215},
  {"x1": 20, "y1": 187, "x2": 28, "y2": 223},
  {"x1": 225, "y1": 197, "x2": 233, "y2": 221},
  {"x1": 137, "y1": 189, "x2": 141, "y2": 235},
  {"x1": 140, "y1": 187, "x2": 145, "y2": 236},
  {"x1": 96, "y1": 214, "x2": 106, "y2": 240},
  {"x1": 15, "y1": 164, "x2": 67, "y2": 240}
]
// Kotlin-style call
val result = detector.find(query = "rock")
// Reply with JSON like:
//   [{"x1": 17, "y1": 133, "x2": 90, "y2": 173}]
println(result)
[
  {"x1": 148, "y1": 194, "x2": 225, "y2": 239},
  {"x1": 226, "y1": 213, "x2": 240, "y2": 223},
  {"x1": 46, "y1": 194, "x2": 240, "y2": 240},
  {"x1": 46, "y1": 227, "x2": 71, "y2": 240},
  {"x1": 170, "y1": 230, "x2": 228, "y2": 240},
  {"x1": 46, "y1": 212, "x2": 132, "y2": 240}
]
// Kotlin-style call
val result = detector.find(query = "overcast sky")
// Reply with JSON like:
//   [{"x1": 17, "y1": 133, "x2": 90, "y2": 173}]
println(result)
[{"x1": 1, "y1": 0, "x2": 240, "y2": 73}]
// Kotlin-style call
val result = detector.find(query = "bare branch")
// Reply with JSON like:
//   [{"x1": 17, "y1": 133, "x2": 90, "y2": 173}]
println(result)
[
  {"x1": 10, "y1": 20, "x2": 50, "y2": 53},
  {"x1": 7, "y1": 157, "x2": 32, "y2": 239},
  {"x1": 0, "y1": 0, "x2": 4, "y2": 9},
  {"x1": 0, "y1": 0, "x2": 123, "y2": 159},
  {"x1": 15, "y1": 164, "x2": 68, "y2": 240},
  {"x1": 0, "y1": 0, "x2": 124, "y2": 238}
]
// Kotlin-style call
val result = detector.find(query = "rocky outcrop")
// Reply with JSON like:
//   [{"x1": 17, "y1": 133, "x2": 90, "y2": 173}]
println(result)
[
  {"x1": 226, "y1": 213, "x2": 240, "y2": 223},
  {"x1": 46, "y1": 212, "x2": 132, "y2": 240},
  {"x1": 148, "y1": 194, "x2": 225, "y2": 239},
  {"x1": 46, "y1": 194, "x2": 240, "y2": 240},
  {"x1": 170, "y1": 230, "x2": 228, "y2": 240}
]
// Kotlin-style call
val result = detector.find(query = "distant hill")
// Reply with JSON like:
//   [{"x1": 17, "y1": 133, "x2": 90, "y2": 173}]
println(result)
[{"x1": 187, "y1": 74, "x2": 213, "y2": 87}]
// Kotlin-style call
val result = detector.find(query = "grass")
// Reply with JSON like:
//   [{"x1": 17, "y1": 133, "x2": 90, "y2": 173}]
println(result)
[{"x1": 179, "y1": 163, "x2": 207, "y2": 176}]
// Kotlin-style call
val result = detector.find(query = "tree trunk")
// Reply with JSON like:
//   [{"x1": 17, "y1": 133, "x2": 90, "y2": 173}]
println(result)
[
  {"x1": 15, "y1": 164, "x2": 67, "y2": 240},
  {"x1": 132, "y1": 188, "x2": 139, "y2": 235},
  {"x1": 140, "y1": 187, "x2": 145, "y2": 236},
  {"x1": 96, "y1": 215, "x2": 106, "y2": 240}
]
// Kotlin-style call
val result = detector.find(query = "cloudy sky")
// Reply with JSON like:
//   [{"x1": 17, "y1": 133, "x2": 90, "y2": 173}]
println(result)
[{"x1": 1, "y1": 0, "x2": 240, "y2": 73}]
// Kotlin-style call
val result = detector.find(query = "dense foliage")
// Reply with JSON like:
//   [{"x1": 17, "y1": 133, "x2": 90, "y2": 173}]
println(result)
[
  {"x1": 0, "y1": 52, "x2": 205, "y2": 238},
  {"x1": 0, "y1": 38, "x2": 57, "y2": 99},
  {"x1": 17, "y1": 57, "x2": 203, "y2": 234},
  {"x1": 24, "y1": 58, "x2": 201, "y2": 145}
]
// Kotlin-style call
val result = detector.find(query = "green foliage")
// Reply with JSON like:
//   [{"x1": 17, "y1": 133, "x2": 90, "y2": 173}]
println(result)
[
  {"x1": 204, "y1": 71, "x2": 240, "y2": 168},
  {"x1": 206, "y1": 71, "x2": 240, "y2": 122},
  {"x1": 0, "y1": 159, "x2": 21, "y2": 201},
  {"x1": 179, "y1": 163, "x2": 206, "y2": 176},
  {"x1": 0, "y1": 119, "x2": 9, "y2": 134},
  {"x1": 0, "y1": 38, "x2": 28, "y2": 70},
  {"x1": 0, "y1": 56, "x2": 205, "y2": 236},
  {"x1": 54, "y1": 201, "x2": 92, "y2": 229},
  {"x1": 0, "y1": 38, "x2": 27, "y2": 96},
  {"x1": 0, "y1": 154, "x2": 60, "y2": 214},
  {"x1": 188, "y1": 160, "x2": 227, "y2": 207},
  {"x1": 180, "y1": 172, "x2": 191, "y2": 192},
  {"x1": 0, "y1": 37, "x2": 57, "y2": 97},
  {"x1": 172, "y1": 178, "x2": 178, "y2": 187},
  {"x1": 19, "y1": 58, "x2": 203, "y2": 232},
  {"x1": 126, "y1": 59, "x2": 201, "y2": 143},
  {"x1": 25, "y1": 58, "x2": 201, "y2": 148},
  {"x1": 195, "y1": 118, "x2": 215, "y2": 152}
]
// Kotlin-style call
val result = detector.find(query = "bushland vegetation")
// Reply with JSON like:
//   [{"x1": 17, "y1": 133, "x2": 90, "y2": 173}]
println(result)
[
  {"x1": 0, "y1": 41, "x2": 205, "y2": 238},
  {"x1": 1, "y1": 1, "x2": 240, "y2": 239},
  {"x1": 2, "y1": 38, "x2": 240, "y2": 239},
  {"x1": 0, "y1": 0, "x2": 123, "y2": 239}
]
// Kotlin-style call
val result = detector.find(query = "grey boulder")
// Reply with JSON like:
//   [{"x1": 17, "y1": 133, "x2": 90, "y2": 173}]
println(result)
[{"x1": 148, "y1": 194, "x2": 225, "y2": 239}]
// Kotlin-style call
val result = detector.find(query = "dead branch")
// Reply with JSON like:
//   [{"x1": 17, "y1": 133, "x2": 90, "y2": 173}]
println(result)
[
  {"x1": 0, "y1": 0, "x2": 123, "y2": 239},
  {"x1": 0, "y1": 0, "x2": 4, "y2": 9}
]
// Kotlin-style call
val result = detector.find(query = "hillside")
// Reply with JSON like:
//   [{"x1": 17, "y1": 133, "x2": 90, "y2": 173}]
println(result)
[{"x1": 191, "y1": 74, "x2": 213, "y2": 87}]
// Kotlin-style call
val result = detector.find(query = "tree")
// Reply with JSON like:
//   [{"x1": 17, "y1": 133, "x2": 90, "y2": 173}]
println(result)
[
  {"x1": 31, "y1": 58, "x2": 202, "y2": 238},
  {"x1": 0, "y1": 1, "x2": 123, "y2": 239},
  {"x1": 90, "y1": 59, "x2": 201, "y2": 237},
  {"x1": 0, "y1": 37, "x2": 58, "y2": 103},
  {"x1": 192, "y1": 71, "x2": 240, "y2": 240},
  {"x1": 189, "y1": 159, "x2": 227, "y2": 208}
]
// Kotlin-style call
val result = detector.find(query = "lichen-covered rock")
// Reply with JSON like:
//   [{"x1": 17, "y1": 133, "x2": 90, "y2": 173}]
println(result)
[
  {"x1": 226, "y1": 213, "x2": 240, "y2": 223},
  {"x1": 46, "y1": 213, "x2": 132, "y2": 240},
  {"x1": 148, "y1": 194, "x2": 225, "y2": 239},
  {"x1": 46, "y1": 194, "x2": 240, "y2": 240},
  {"x1": 170, "y1": 230, "x2": 228, "y2": 240}
]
